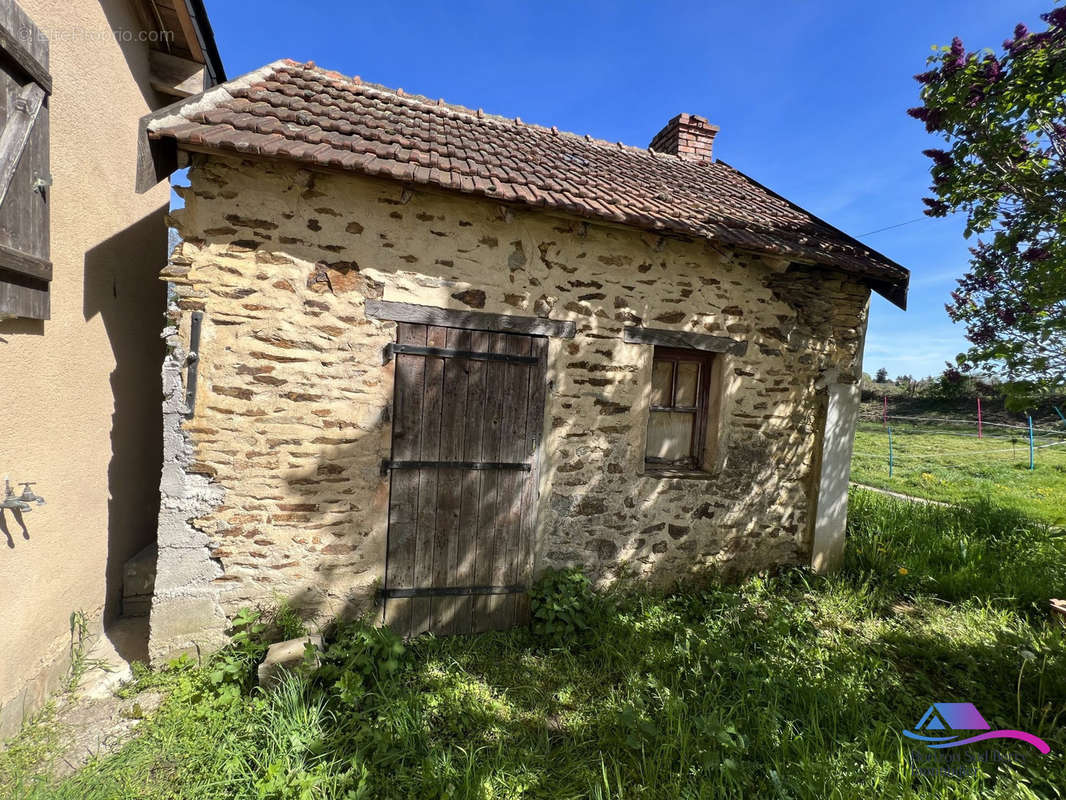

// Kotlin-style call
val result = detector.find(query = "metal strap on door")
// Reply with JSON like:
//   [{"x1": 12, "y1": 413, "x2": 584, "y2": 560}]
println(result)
[
  {"x1": 379, "y1": 584, "x2": 527, "y2": 600},
  {"x1": 380, "y1": 459, "x2": 531, "y2": 475},
  {"x1": 383, "y1": 343, "x2": 538, "y2": 365}
]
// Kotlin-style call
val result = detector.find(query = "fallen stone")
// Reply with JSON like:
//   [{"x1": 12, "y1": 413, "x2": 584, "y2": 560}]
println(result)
[{"x1": 257, "y1": 635, "x2": 323, "y2": 688}]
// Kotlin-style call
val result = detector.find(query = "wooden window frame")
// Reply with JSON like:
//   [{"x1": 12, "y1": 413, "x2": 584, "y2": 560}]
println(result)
[{"x1": 645, "y1": 346, "x2": 715, "y2": 471}]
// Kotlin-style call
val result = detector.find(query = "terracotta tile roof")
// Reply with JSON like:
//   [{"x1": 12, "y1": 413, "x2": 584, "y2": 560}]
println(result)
[{"x1": 147, "y1": 59, "x2": 908, "y2": 308}]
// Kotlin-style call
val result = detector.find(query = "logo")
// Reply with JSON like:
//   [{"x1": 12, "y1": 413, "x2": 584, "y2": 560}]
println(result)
[{"x1": 903, "y1": 702, "x2": 1050, "y2": 753}]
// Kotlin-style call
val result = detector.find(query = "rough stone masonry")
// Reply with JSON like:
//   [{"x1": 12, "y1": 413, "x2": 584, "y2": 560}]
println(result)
[{"x1": 148, "y1": 152, "x2": 870, "y2": 661}]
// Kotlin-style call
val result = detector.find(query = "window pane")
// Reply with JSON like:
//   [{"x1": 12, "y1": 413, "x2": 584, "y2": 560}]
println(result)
[
  {"x1": 675, "y1": 362, "x2": 700, "y2": 407},
  {"x1": 650, "y1": 360, "x2": 673, "y2": 406},
  {"x1": 645, "y1": 411, "x2": 694, "y2": 461}
]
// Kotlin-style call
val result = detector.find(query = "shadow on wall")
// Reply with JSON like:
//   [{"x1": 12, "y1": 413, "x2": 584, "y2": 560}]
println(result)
[
  {"x1": 0, "y1": 507, "x2": 30, "y2": 548},
  {"x1": 0, "y1": 317, "x2": 44, "y2": 338},
  {"x1": 84, "y1": 207, "x2": 168, "y2": 659},
  {"x1": 98, "y1": 0, "x2": 171, "y2": 113},
  {"x1": 266, "y1": 398, "x2": 392, "y2": 629},
  {"x1": 252, "y1": 328, "x2": 822, "y2": 633}
]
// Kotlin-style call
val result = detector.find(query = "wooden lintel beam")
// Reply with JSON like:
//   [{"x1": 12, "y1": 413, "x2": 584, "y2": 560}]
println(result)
[
  {"x1": 366, "y1": 299, "x2": 576, "y2": 339},
  {"x1": 623, "y1": 325, "x2": 748, "y2": 356}
]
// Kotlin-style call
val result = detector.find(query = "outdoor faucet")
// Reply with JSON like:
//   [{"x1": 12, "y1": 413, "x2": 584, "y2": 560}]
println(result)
[
  {"x1": 2, "y1": 479, "x2": 43, "y2": 512},
  {"x1": 18, "y1": 482, "x2": 44, "y2": 506}
]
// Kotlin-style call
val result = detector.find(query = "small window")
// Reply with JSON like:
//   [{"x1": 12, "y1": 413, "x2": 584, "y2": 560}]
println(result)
[{"x1": 645, "y1": 347, "x2": 714, "y2": 470}]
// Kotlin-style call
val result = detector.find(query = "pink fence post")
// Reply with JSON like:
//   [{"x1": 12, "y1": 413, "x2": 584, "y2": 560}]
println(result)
[{"x1": 977, "y1": 397, "x2": 983, "y2": 439}]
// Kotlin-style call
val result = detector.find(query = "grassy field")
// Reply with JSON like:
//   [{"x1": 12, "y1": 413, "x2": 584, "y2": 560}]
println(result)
[
  {"x1": 2, "y1": 490, "x2": 1065, "y2": 800},
  {"x1": 852, "y1": 418, "x2": 1066, "y2": 525}
]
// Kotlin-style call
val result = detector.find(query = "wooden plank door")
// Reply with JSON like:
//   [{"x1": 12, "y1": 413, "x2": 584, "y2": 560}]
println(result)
[{"x1": 383, "y1": 322, "x2": 547, "y2": 637}]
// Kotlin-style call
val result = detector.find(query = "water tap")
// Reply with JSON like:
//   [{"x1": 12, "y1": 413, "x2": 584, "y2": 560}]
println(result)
[
  {"x1": 2, "y1": 479, "x2": 44, "y2": 512},
  {"x1": 18, "y1": 482, "x2": 44, "y2": 506}
]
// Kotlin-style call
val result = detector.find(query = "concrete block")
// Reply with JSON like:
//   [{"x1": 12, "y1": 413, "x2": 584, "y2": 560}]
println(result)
[
  {"x1": 152, "y1": 547, "x2": 221, "y2": 591},
  {"x1": 151, "y1": 594, "x2": 226, "y2": 639},
  {"x1": 123, "y1": 544, "x2": 157, "y2": 598},
  {"x1": 257, "y1": 635, "x2": 322, "y2": 688},
  {"x1": 148, "y1": 593, "x2": 229, "y2": 665},
  {"x1": 122, "y1": 595, "x2": 152, "y2": 618}
]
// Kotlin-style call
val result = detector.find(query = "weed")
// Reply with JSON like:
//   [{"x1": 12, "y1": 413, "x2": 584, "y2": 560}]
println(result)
[
  {"x1": 846, "y1": 489, "x2": 1065, "y2": 609},
  {"x1": 268, "y1": 598, "x2": 310, "y2": 642},
  {"x1": 207, "y1": 607, "x2": 271, "y2": 701},
  {"x1": 529, "y1": 566, "x2": 610, "y2": 644},
  {"x1": 65, "y1": 610, "x2": 109, "y2": 693},
  {"x1": 314, "y1": 619, "x2": 405, "y2": 705}
]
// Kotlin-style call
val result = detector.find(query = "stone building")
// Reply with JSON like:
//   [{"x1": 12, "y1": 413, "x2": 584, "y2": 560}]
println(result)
[{"x1": 138, "y1": 60, "x2": 908, "y2": 656}]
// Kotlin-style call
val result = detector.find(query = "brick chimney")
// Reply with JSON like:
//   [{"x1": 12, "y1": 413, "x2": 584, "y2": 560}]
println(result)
[{"x1": 648, "y1": 113, "x2": 719, "y2": 164}]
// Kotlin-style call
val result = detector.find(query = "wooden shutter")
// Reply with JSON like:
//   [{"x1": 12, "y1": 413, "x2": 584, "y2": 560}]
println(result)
[{"x1": 0, "y1": 0, "x2": 50, "y2": 320}]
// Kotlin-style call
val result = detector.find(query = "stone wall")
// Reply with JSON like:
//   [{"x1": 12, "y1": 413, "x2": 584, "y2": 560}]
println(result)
[{"x1": 153, "y1": 151, "x2": 870, "y2": 656}]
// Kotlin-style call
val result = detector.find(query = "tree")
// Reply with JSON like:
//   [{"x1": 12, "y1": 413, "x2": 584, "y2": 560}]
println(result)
[
  {"x1": 875, "y1": 367, "x2": 889, "y2": 383},
  {"x1": 895, "y1": 374, "x2": 918, "y2": 397},
  {"x1": 908, "y1": 6, "x2": 1066, "y2": 399},
  {"x1": 924, "y1": 363, "x2": 977, "y2": 401}
]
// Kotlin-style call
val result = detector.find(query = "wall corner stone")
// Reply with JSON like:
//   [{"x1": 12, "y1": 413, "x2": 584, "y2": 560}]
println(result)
[{"x1": 148, "y1": 343, "x2": 229, "y2": 664}]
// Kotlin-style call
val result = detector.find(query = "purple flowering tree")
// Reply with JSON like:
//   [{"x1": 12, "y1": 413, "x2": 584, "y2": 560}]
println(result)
[{"x1": 909, "y1": 6, "x2": 1066, "y2": 399}]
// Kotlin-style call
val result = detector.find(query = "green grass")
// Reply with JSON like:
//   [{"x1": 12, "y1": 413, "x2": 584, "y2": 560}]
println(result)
[
  {"x1": 846, "y1": 490, "x2": 1066, "y2": 608},
  {"x1": 852, "y1": 420, "x2": 1066, "y2": 525},
  {"x1": 3, "y1": 491, "x2": 1065, "y2": 799}
]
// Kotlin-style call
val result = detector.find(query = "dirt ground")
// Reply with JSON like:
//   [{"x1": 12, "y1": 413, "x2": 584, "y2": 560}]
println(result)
[
  {"x1": 45, "y1": 685, "x2": 164, "y2": 777},
  {"x1": 16, "y1": 616, "x2": 160, "y2": 778}
]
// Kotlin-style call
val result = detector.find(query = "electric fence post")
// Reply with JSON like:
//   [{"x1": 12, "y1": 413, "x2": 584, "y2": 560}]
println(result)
[
  {"x1": 1028, "y1": 415, "x2": 1035, "y2": 471},
  {"x1": 888, "y1": 425, "x2": 894, "y2": 478}
]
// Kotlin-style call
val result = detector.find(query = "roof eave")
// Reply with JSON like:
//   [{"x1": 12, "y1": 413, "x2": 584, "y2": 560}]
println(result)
[
  {"x1": 183, "y1": 0, "x2": 227, "y2": 85},
  {"x1": 870, "y1": 276, "x2": 909, "y2": 311},
  {"x1": 136, "y1": 61, "x2": 288, "y2": 193},
  {"x1": 717, "y1": 161, "x2": 909, "y2": 310}
]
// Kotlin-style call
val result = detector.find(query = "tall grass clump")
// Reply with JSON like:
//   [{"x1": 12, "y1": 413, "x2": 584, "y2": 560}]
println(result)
[{"x1": 846, "y1": 489, "x2": 1066, "y2": 609}]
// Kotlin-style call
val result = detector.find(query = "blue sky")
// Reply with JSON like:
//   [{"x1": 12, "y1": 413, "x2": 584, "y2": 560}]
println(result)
[{"x1": 196, "y1": 0, "x2": 1052, "y2": 379}]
